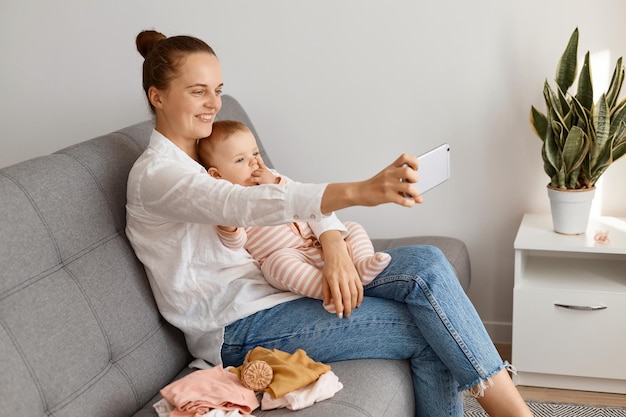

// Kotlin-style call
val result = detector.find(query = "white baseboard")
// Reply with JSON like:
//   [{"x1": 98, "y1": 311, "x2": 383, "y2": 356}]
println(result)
[{"x1": 483, "y1": 320, "x2": 512, "y2": 344}]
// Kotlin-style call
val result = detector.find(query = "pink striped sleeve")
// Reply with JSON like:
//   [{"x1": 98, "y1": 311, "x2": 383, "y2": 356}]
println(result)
[{"x1": 216, "y1": 227, "x2": 247, "y2": 250}]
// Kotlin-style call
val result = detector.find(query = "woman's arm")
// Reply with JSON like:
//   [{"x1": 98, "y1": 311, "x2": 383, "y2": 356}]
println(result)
[
  {"x1": 132, "y1": 142, "x2": 420, "y2": 228},
  {"x1": 321, "y1": 153, "x2": 422, "y2": 214}
]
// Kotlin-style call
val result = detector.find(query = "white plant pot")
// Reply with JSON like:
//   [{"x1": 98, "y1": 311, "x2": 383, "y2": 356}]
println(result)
[{"x1": 547, "y1": 186, "x2": 596, "y2": 235}]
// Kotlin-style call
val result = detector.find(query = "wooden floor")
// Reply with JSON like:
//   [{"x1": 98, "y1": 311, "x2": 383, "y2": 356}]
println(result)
[{"x1": 495, "y1": 343, "x2": 626, "y2": 408}]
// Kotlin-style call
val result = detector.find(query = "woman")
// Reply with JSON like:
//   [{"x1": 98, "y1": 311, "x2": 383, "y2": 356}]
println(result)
[{"x1": 126, "y1": 30, "x2": 532, "y2": 417}]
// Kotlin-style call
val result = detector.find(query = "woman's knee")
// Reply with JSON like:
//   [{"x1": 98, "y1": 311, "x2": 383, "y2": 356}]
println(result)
[
  {"x1": 381, "y1": 245, "x2": 458, "y2": 289},
  {"x1": 408, "y1": 244, "x2": 445, "y2": 261},
  {"x1": 386, "y1": 245, "x2": 448, "y2": 269}
]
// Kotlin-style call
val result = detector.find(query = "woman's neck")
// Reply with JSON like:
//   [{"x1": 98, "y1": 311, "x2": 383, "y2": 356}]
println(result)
[
  {"x1": 155, "y1": 127, "x2": 200, "y2": 162},
  {"x1": 172, "y1": 138, "x2": 200, "y2": 162}
]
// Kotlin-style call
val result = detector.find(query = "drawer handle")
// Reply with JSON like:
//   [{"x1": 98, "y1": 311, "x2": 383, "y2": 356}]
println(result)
[{"x1": 554, "y1": 303, "x2": 607, "y2": 311}]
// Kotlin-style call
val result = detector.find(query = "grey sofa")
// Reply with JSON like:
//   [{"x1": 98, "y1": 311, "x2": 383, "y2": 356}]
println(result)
[{"x1": 0, "y1": 95, "x2": 471, "y2": 417}]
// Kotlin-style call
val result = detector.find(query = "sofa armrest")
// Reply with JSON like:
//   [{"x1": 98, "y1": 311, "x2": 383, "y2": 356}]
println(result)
[{"x1": 372, "y1": 236, "x2": 471, "y2": 292}]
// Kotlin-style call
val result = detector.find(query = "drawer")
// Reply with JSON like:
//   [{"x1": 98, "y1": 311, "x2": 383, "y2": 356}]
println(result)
[{"x1": 512, "y1": 287, "x2": 626, "y2": 380}]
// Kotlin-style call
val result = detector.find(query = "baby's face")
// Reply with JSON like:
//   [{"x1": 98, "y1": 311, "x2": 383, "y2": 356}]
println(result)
[{"x1": 210, "y1": 130, "x2": 262, "y2": 186}]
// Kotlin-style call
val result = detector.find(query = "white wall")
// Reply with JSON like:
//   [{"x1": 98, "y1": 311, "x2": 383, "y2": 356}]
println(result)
[{"x1": 2, "y1": 0, "x2": 626, "y2": 342}]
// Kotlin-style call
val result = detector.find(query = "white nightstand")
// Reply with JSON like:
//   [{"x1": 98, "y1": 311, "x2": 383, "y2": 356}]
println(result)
[{"x1": 511, "y1": 214, "x2": 626, "y2": 394}]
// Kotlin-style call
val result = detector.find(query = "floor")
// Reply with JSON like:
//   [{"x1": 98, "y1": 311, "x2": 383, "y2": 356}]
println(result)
[{"x1": 495, "y1": 343, "x2": 626, "y2": 408}]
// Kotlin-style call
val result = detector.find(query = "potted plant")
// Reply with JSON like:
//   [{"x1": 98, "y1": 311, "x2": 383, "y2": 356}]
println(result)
[{"x1": 530, "y1": 28, "x2": 626, "y2": 234}]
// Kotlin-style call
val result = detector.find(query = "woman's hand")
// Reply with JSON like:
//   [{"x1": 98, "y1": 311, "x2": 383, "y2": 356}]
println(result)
[
  {"x1": 321, "y1": 153, "x2": 423, "y2": 214},
  {"x1": 318, "y1": 230, "x2": 363, "y2": 318}
]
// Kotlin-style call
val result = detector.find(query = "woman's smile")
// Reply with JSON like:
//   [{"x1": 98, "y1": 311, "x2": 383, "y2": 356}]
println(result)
[{"x1": 197, "y1": 113, "x2": 215, "y2": 122}]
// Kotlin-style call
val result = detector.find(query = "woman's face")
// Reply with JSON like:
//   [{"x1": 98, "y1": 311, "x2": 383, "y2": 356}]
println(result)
[{"x1": 150, "y1": 52, "x2": 223, "y2": 152}]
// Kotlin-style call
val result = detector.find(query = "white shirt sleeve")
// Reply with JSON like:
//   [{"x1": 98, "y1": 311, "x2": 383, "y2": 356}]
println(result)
[
  {"x1": 268, "y1": 170, "x2": 347, "y2": 238},
  {"x1": 133, "y1": 151, "x2": 327, "y2": 227}
]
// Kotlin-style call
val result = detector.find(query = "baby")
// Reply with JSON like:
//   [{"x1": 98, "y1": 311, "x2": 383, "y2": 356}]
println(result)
[{"x1": 198, "y1": 120, "x2": 391, "y2": 314}]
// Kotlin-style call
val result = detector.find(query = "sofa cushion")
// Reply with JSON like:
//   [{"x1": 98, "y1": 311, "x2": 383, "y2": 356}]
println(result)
[{"x1": 0, "y1": 128, "x2": 190, "y2": 417}]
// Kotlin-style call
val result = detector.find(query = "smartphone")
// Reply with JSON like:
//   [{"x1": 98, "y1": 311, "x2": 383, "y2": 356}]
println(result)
[
  {"x1": 417, "y1": 143, "x2": 450, "y2": 194},
  {"x1": 403, "y1": 144, "x2": 450, "y2": 197}
]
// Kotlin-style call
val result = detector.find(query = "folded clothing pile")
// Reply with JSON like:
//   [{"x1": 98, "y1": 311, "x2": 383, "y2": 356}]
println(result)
[{"x1": 154, "y1": 347, "x2": 343, "y2": 417}]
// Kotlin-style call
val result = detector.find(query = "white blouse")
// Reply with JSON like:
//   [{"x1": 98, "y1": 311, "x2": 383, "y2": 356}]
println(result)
[{"x1": 125, "y1": 130, "x2": 344, "y2": 365}]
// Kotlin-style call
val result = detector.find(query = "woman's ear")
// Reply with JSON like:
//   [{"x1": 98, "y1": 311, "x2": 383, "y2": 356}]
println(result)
[
  {"x1": 148, "y1": 86, "x2": 164, "y2": 109},
  {"x1": 207, "y1": 167, "x2": 221, "y2": 179}
]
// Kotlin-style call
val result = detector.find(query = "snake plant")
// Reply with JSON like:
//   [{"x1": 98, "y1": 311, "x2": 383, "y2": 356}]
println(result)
[{"x1": 530, "y1": 28, "x2": 626, "y2": 189}]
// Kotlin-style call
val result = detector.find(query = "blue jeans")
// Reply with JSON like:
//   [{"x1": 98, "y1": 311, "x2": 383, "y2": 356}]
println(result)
[{"x1": 222, "y1": 245, "x2": 504, "y2": 417}]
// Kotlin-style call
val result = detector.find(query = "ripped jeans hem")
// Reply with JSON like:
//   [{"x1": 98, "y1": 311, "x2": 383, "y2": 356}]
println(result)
[{"x1": 461, "y1": 361, "x2": 517, "y2": 398}]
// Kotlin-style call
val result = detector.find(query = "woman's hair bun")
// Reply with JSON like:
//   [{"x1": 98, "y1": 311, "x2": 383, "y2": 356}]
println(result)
[{"x1": 136, "y1": 30, "x2": 167, "y2": 58}]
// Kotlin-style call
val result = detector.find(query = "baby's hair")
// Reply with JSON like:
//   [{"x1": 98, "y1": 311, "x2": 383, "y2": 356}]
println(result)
[
  {"x1": 198, "y1": 120, "x2": 251, "y2": 168},
  {"x1": 136, "y1": 29, "x2": 216, "y2": 112},
  {"x1": 210, "y1": 120, "x2": 250, "y2": 140}
]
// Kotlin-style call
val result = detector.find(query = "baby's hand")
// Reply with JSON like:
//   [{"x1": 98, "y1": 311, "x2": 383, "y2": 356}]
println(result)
[
  {"x1": 217, "y1": 225, "x2": 237, "y2": 232},
  {"x1": 250, "y1": 157, "x2": 279, "y2": 185}
]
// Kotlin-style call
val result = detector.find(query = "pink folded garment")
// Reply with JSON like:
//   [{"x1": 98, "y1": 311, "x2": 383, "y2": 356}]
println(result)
[{"x1": 160, "y1": 365, "x2": 259, "y2": 417}]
